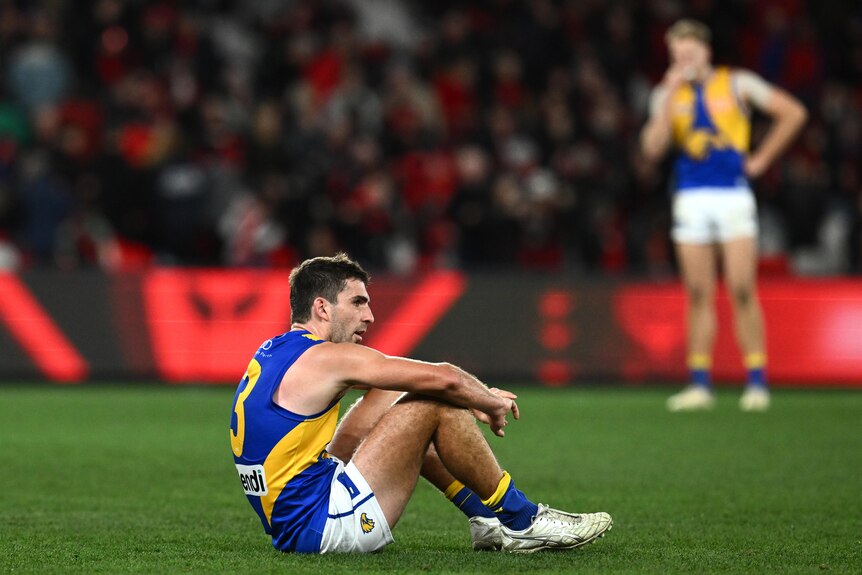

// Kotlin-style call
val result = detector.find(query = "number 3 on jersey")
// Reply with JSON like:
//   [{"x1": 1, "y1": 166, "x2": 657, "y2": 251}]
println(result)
[{"x1": 230, "y1": 359, "x2": 262, "y2": 457}]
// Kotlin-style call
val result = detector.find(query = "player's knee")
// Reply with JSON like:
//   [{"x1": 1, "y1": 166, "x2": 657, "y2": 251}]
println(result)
[
  {"x1": 731, "y1": 285, "x2": 753, "y2": 307},
  {"x1": 395, "y1": 394, "x2": 470, "y2": 427},
  {"x1": 437, "y1": 403, "x2": 473, "y2": 430},
  {"x1": 396, "y1": 392, "x2": 441, "y2": 408},
  {"x1": 686, "y1": 284, "x2": 713, "y2": 307},
  {"x1": 394, "y1": 394, "x2": 453, "y2": 423}
]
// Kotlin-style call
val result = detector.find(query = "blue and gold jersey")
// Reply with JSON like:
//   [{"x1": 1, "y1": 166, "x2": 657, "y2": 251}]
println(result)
[
  {"x1": 229, "y1": 330, "x2": 338, "y2": 553},
  {"x1": 669, "y1": 67, "x2": 751, "y2": 191}
]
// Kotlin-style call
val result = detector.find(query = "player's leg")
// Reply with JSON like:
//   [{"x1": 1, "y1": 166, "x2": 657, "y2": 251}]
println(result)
[
  {"x1": 721, "y1": 236, "x2": 763, "y2": 357},
  {"x1": 332, "y1": 389, "x2": 503, "y2": 498},
  {"x1": 422, "y1": 444, "x2": 496, "y2": 519},
  {"x1": 328, "y1": 388, "x2": 403, "y2": 461},
  {"x1": 668, "y1": 241, "x2": 718, "y2": 411},
  {"x1": 423, "y1": 444, "x2": 501, "y2": 550},
  {"x1": 352, "y1": 395, "x2": 612, "y2": 553},
  {"x1": 721, "y1": 236, "x2": 770, "y2": 411},
  {"x1": 350, "y1": 395, "x2": 503, "y2": 527},
  {"x1": 678, "y1": 241, "x2": 718, "y2": 362},
  {"x1": 330, "y1": 388, "x2": 498, "y2": 541}
]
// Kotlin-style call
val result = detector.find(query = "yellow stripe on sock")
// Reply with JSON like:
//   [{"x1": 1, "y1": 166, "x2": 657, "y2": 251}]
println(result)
[
  {"x1": 744, "y1": 353, "x2": 767, "y2": 369},
  {"x1": 480, "y1": 471, "x2": 511, "y2": 509},
  {"x1": 443, "y1": 480, "x2": 465, "y2": 501},
  {"x1": 688, "y1": 353, "x2": 712, "y2": 369}
]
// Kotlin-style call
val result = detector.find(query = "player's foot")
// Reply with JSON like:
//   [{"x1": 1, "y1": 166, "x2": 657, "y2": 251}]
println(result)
[
  {"x1": 739, "y1": 386, "x2": 770, "y2": 412},
  {"x1": 666, "y1": 385, "x2": 715, "y2": 412},
  {"x1": 469, "y1": 516, "x2": 502, "y2": 551},
  {"x1": 500, "y1": 504, "x2": 612, "y2": 553}
]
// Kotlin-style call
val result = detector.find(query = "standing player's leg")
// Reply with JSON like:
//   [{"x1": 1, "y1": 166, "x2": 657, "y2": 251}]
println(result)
[
  {"x1": 721, "y1": 236, "x2": 770, "y2": 411},
  {"x1": 667, "y1": 241, "x2": 719, "y2": 411},
  {"x1": 351, "y1": 395, "x2": 612, "y2": 552}
]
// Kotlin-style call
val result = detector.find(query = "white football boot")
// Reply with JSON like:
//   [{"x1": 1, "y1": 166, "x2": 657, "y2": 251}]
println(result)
[
  {"x1": 666, "y1": 385, "x2": 715, "y2": 412},
  {"x1": 469, "y1": 516, "x2": 502, "y2": 551},
  {"x1": 500, "y1": 504, "x2": 613, "y2": 553},
  {"x1": 739, "y1": 386, "x2": 770, "y2": 412}
]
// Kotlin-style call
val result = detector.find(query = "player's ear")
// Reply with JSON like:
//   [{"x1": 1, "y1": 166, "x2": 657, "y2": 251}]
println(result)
[{"x1": 313, "y1": 297, "x2": 330, "y2": 321}]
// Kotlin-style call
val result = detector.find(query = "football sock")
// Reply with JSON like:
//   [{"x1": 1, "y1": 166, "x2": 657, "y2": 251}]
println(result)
[
  {"x1": 443, "y1": 480, "x2": 495, "y2": 519},
  {"x1": 745, "y1": 353, "x2": 768, "y2": 388},
  {"x1": 688, "y1": 353, "x2": 712, "y2": 388},
  {"x1": 480, "y1": 471, "x2": 539, "y2": 531}
]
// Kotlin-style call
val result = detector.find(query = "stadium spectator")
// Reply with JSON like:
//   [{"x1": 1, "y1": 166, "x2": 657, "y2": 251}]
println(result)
[
  {"x1": 0, "y1": 0, "x2": 856, "y2": 276},
  {"x1": 640, "y1": 19, "x2": 807, "y2": 412}
]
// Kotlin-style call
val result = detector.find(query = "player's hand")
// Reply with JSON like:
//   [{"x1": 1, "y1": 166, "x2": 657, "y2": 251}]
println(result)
[
  {"x1": 487, "y1": 399, "x2": 513, "y2": 437},
  {"x1": 489, "y1": 387, "x2": 519, "y2": 421},
  {"x1": 662, "y1": 64, "x2": 693, "y2": 91},
  {"x1": 472, "y1": 388, "x2": 519, "y2": 437},
  {"x1": 744, "y1": 154, "x2": 769, "y2": 179},
  {"x1": 471, "y1": 388, "x2": 519, "y2": 424}
]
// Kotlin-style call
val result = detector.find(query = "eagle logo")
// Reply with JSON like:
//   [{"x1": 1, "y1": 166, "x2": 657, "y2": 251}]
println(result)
[
  {"x1": 683, "y1": 129, "x2": 730, "y2": 160},
  {"x1": 360, "y1": 513, "x2": 375, "y2": 534}
]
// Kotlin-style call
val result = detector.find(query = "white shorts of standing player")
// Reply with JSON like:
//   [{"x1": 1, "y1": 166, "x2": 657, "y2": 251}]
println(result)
[{"x1": 671, "y1": 187, "x2": 758, "y2": 244}]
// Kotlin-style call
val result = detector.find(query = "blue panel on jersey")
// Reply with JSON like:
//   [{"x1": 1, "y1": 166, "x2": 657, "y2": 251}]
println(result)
[
  {"x1": 675, "y1": 83, "x2": 748, "y2": 190},
  {"x1": 230, "y1": 330, "x2": 340, "y2": 553}
]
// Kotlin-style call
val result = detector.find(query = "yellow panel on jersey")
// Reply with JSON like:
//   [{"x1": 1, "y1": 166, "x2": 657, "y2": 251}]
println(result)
[
  {"x1": 705, "y1": 68, "x2": 749, "y2": 152},
  {"x1": 260, "y1": 402, "x2": 340, "y2": 526},
  {"x1": 669, "y1": 67, "x2": 751, "y2": 190},
  {"x1": 669, "y1": 83, "x2": 696, "y2": 147},
  {"x1": 229, "y1": 329, "x2": 338, "y2": 553}
]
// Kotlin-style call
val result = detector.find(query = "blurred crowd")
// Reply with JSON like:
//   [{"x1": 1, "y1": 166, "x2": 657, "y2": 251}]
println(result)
[{"x1": 0, "y1": 0, "x2": 859, "y2": 275}]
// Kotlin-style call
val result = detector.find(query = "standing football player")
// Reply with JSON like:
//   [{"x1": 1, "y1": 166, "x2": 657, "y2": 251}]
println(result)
[{"x1": 640, "y1": 19, "x2": 807, "y2": 411}]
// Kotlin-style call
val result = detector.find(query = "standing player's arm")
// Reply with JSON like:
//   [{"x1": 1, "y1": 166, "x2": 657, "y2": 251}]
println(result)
[
  {"x1": 641, "y1": 92, "x2": 673, "y2": 162},
  {"x1": 640, "y1": 66, "x2": 688, "y2": 162},
  {"x1": 329, "y1": 343, "x2": 518, "y2": 437},
  {"x1": 743, "y1": 77, "x2": 808, "y2": 179}
]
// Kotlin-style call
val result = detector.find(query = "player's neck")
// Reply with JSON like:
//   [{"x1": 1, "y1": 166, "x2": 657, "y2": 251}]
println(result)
[{"x1": 291, "y1": 322, "x2": 332, "y2": 342}]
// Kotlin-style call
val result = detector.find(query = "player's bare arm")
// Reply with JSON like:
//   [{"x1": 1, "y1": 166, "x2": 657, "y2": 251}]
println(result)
[
  {"x1": 339, "y1": 344, "x2": 516, "y2": 437},
  {"x1": 301, "y1": 342, "x2": 517, "y2": 436},
  {"x1": 640, "y1": 65, "x2": 688, "y2": 162},
  {"x1": 744, "y1": 87, "x2": 807, "y2": 178}
]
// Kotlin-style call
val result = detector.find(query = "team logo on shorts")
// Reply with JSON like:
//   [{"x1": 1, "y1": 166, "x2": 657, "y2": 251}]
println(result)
[{"x1": 360, "y1": 513, "x2": 375, "y2": 534}]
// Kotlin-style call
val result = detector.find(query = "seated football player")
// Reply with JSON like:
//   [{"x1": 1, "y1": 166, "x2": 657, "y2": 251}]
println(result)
[{"x1": 230, "y1": 253, "x2": 613, "y2": 553}]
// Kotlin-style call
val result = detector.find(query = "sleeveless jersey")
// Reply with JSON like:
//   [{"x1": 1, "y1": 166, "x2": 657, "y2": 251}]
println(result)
[
  {"x1": 229, "y1": 330, "x2": 339, "y2": 553},
  {"x1": 668, "y1": 67, "x2": 751, "y2": 191}
]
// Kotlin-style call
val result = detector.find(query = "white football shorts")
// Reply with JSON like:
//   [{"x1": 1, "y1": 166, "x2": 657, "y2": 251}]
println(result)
[
  {"x1": 671, "y1": 187, "x2": 758, "y2": 244},
  {"x1": 318, "y1": 459, "x2": 394, "y2": 553}
]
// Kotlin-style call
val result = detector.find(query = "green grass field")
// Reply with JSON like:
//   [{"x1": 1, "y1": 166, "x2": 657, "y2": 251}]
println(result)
[{"x1": 1, "y1": 384, "x2": 860, "y2": 574}]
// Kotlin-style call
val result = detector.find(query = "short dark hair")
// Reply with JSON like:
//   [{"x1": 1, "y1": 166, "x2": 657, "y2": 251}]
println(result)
[{"x1": 289, "y1": 253, "x2": 370, "y2": 323}]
